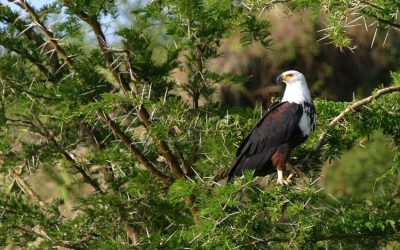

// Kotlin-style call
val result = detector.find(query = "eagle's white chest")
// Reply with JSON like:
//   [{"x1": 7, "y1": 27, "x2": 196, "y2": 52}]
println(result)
[
  {"x1": 282, "y1": 79, "x2": 315, "y2": 137},
  {"x1": 298, "y1": 111, "x2": 312, "y2": 136},
  {"x1": 298, "y1": 103, "x2": 315, "y2": 136}
]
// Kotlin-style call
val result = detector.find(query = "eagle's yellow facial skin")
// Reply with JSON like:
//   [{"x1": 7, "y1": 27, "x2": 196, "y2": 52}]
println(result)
[{"x1": 283, "y1": 73, "x2": 294, "y2": 82}]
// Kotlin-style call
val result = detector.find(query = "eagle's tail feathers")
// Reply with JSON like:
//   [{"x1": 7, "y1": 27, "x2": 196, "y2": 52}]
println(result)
[
  {"x1": 227, "y1": 147, "x2": 275, "y2": 183},
  {"x1": 227, "y1": 144, "x2": 250, "y2": 182}
]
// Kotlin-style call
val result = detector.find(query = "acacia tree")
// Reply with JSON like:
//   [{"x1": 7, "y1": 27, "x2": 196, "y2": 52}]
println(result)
[{"x1": 0, "y1": 0, "x2": 400, "y2": 248}]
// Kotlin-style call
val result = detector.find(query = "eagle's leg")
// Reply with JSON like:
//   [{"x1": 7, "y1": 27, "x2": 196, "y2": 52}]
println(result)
[{"x1": 272, "y1": 145, "x2": 291, "y2": 185}]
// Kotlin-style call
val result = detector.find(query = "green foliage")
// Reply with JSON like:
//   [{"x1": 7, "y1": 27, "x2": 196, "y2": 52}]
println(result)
[
  {"x1": 0, "y1": 0, "x2": 400, "y2": 249},
  {"x1": 323, "y1": 131, "x2": 397, "y2": 197},
  {"x1": 240, "y1": 15, "x2": 271, "y2": 48},
  {"x1": 392, "y1": 71, "x2": 400, "y2": 86}
]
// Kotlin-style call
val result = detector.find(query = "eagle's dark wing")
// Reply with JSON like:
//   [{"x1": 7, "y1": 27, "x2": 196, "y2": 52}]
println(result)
[
  {"x1": 235, "y1": 102, "x2": 286, "y2": 157},
  {"x1": 228, "y1": 102, "x2": 303, "y2": 181}
]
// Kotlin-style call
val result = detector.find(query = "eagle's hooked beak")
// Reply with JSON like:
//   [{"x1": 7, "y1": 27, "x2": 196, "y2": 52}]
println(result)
[{"x1": 276, "y1": 74, "x2": 284, "y2": 83}]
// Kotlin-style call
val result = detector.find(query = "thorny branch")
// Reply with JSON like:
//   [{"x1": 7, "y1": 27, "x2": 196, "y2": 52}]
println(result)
[
  {"x1": 173, "y1": 142, "x2": 195, "y2": 177},
  {"x1": 351, "y1": 0, "x2": 400, "y2": 29},
  {"x1": 0, "y1": 40, "x2": 56, "y2": 82},
  {"x1": 4, "y1": 78, "x2": 62, "y2": 101},
  {"x1": 138, "y1": 108, "x2": 186, "y2": 179},
  {"x1": 0, "y1": 4, "x2": 63, "y2": 80},
  {"x1": 62, "y1": 0, "x2": 131, "y2": 92},
  {"x1": 12, "y1": 0, "x2": 172, "y2": 187},
  {"x1": 256, "y1": 231, "x2": 400, "y2": 246},
  {"x1": 13, "y1": 0, "x2": 73, "y2": 68},
  {"x1": 62, "y1": 0, "x2": 187, "y2": 184},
  {"x1": 11, "y1": 0, "x2": 196, "y2": 225},
  {"x1": 4, "y1": 116, "x2": 103, "y2": 193},
  {"x1": 97, "y1": 109, "x2": 174, "y2": 185},
  {"x1": 33, "y1": 116, "x2": 105, "y2": 193}
]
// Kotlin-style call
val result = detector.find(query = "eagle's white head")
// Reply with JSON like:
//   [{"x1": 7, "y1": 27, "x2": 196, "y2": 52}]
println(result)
[{"x1": 277, "y1": 70, "x2": 312, "y2": 104}]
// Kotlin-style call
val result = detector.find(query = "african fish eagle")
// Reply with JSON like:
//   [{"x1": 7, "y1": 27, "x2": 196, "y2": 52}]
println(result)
[{"x1": 227, "y1": 70, "x2": 316, "y2": 185}]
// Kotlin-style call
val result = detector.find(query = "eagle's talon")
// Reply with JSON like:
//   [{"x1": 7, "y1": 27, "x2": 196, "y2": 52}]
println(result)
[{"x1": 277, "y1": 178, "x2": 290, "y2": 186}]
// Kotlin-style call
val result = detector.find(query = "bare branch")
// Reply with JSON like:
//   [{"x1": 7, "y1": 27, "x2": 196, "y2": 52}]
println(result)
[{"x1": 310, "y1": 85, "x2": 400, "y2": 157}]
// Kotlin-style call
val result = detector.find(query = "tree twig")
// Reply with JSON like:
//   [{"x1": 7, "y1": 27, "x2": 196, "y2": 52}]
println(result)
[
  {"x1": 186, "y1": 195, "x2": 200, "y2": 225},
  {"x1": 62, "y1": 0, "x2": 186, "y2": 181},
  {"x1": 0, "y1": 4, "x2": 62, "y2": 79},
  {"x1": 6, "y1": 78, "x2": 62, "y2": 100},
  {"x1": 125, "y1": 225, "x2": 142, "y2": 246},
  {"x1": 316, "y1": 232, "x2": 400, "y2": 242},
  {"x1": 14, "y1": 8, "x2": 62, "y2": 75},
  {"x1": 5, "y1": 115, "x2": 103, "y2": 193}
]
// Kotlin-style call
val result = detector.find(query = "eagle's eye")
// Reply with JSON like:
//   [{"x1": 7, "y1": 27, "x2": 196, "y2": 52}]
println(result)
[{"x1": 286, "y1": 73, "x2": 293, "y2": 78}]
